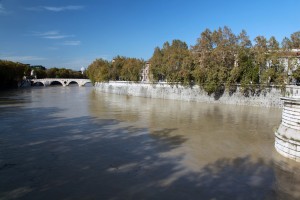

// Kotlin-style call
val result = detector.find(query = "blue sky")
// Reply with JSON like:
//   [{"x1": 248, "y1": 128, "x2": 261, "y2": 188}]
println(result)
[{"x1": 1, "y1": 0, "x2": 300, "y2": 70}]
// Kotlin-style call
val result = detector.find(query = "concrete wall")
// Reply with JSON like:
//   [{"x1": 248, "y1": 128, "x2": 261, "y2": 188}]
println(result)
[{"x1": 95, "y1": 81, "x2": 284, "y2": 108}]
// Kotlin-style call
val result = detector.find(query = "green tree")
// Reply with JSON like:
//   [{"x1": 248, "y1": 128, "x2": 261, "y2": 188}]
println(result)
[
  {"x1": 149, "y1": 47, "x2": 164, "y2": 81},
  {"x1": 290, "y1": 31, "x2": 300, "y2": 49},
  {"x1": 253, "y1": 36, "x2": 268, "y2": 83},
  {"x1": 149, "y1": 40, "x2": 193, "y2": 85},
  {"x1": 192, "y1": 27, "x2": 238, "y2": 93},
  {"x1": 0, "y1": 60, "x2": 28, "y2": 88},
  {"x1": 46, "y1": 68, "x2": 59, "y2": 78},
  {"x1": 263, "y1": 36, "x2": 285, "y2": 84},
  {"x1": 111, "y1": 56, "x2": 126, "y2": 80},
  {"x1": 86, "y1": 59, "x2": 111, "y2": 83},
  {"x1": 120, "y1": 58, "x2": 144, "y2": 82},
  {"x1": 35, "y1": 68, "x2": 47, "y2": 78},
  {"x1": 191, "y1": 28, "x2": 213, "y2": 87}
]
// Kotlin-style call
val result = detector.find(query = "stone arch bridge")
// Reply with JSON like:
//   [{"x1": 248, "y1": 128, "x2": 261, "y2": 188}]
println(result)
[{"x1": 32, "y1": 78, "x2": 91, "y2": 87}]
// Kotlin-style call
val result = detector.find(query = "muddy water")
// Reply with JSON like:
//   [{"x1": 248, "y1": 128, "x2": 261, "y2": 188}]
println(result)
[{"x1": 0, "y1": 86, "x2": 300, "y2": 200}]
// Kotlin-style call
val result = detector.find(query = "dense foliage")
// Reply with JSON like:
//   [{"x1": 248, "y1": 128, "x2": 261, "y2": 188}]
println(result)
[
  {"x1": 45, "y1": 67, "x2": 86, "y2": 79},
  {"x1": 149, "y1": 27, "x2": 300, "y2": 94},
  {"x1": 87, "y1": 27, "x2": 300, "y2": 95},
  {"x1": 0, "y1": 60, "x2": 30, "y2": 88},
  {"x1": 0, "y1": 60, "x2": 86, "y2": 89},
  {"x1": 86, "y1": 56, "x2": 144, "y2": 84},
  {"x1": 150, "y1": 40, "x2": 193, "y2": 86}
]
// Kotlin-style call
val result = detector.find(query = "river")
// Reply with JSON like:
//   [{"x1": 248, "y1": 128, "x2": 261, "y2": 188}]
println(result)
[{"x1": 0, "y1": 86, "x2": 300, "y2": 200}]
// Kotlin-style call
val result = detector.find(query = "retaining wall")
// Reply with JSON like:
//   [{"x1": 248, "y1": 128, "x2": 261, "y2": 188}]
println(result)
[{"x1": 95, "y1": 82, "x2": 285, "y2": 108}]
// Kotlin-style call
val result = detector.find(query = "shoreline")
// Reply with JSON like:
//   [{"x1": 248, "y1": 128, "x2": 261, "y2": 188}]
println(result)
[{"x1": 94, "y1": 81, "x2": 289, "y2": 108}]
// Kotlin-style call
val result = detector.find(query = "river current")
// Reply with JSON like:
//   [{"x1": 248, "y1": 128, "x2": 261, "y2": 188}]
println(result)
[{"x1": 0, "y1": 86, "x2": 300, "y2": 200}]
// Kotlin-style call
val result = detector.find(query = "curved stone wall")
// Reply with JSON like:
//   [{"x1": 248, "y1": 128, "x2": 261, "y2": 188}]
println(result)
[{"x1": 275, "y1": 97, "x2": 300, "y2": 161}]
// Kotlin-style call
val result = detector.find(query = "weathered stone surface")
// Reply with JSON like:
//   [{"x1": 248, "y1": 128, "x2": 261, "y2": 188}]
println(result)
[
  {"x1": 275, "y1": 97, "x2": 300, "y2": 161},
  {"x1": 95, "y1": 82, "x2": 283, "y2": 107}
]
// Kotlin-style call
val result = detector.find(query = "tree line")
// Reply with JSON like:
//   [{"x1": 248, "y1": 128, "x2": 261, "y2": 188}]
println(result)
[
  {"x1": 87, "y1": 26, "x2": 300, "y2": 94},
  {"x1": 150, "y1": 27, "x2": 300, "y2": 94},
  {"x1": 0, "y1": 60, "x2": 29, "y2": 89},
  {"x1": 0, "y1": 60, "x2": 86, "y2": 88},
  {"x1": 86, "y1": 56, "x2": 144, "y2": 84}
]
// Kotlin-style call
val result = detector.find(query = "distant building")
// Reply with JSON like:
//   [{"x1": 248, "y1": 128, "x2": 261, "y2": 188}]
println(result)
[
  {"x1": 30, "y1": 69, "x2": 37, "y2": 79},
  {"x1": 140, "y1": 62, "x2": 150, "y2": 82},
  {"x1": 81, "y1": 67, "x2": 86, "y2": 75},
  {"x1": 265, "y1": 49, "x2": 300, "y2": 83},
  {"x1": 280, "y1": 49, "x2": 300, "y2": 83}
]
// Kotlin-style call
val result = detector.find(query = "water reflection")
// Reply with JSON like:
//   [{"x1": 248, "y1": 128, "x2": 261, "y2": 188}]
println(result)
[
  {"x1": 89, "y1": 90, "x2": 300, "y2": 199},
  {"x1": 0, "y1": 87, "x2": 300, "y2": 199},
  {"x1": 273, "y1": 153, "x2": 300, "y2": 199},
  {"x1": 89, "y1": 91, "x2": 280, "y2": 164}
]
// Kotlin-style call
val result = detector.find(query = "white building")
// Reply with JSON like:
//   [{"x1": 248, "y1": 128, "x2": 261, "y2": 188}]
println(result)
[
  {"x1": 81, "y1": 67, "x2": 86, "y2": 75},
  {"x1": 140, "y1": 62, "x2": 150, "y2": 82}
]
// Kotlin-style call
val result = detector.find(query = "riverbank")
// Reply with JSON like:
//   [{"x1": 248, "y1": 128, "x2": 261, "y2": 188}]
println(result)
[{"x1": 95, "y1": 81, "x2": 287, "y2": 108}]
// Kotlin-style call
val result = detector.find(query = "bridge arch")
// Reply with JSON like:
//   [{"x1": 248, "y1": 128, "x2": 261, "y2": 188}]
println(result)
[
  {"x1": 68, "y1": 81, "x2": 79, "y2": 86},
  {"x1": 50, "y1": 80, "x2": 64, "y2": 86},
  {"x1": 32, "y1": 81, "x2": 44, "y2": 86}
]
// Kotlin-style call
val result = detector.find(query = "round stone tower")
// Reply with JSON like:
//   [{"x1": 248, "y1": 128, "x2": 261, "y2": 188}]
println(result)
[{"x1": 275, "y1": 96, "x2": 300, "y2": 161}]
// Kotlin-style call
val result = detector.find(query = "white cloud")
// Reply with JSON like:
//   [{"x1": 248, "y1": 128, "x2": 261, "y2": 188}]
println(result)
[
  {"x1": 32, "y1": 31, "x2": 74, "y2": 40},
  {"x1": 43, "y1": 35, "x2": 73, "y2": 39},
  {"x1": 62, "y1": 40, "x2": 81, "y2": 46},
  {"x1": 1, "y1": 55, "x2": 46, "y2": 62},
  {"x1": 37, "y1": 30, "x2": 60, "y2": 36},
  {"x1": 43, "y1": 5, "x2": 84, "y2": 12},
  {"x1": 26, "y1": 5, "x2": 84, "y2": 12}
]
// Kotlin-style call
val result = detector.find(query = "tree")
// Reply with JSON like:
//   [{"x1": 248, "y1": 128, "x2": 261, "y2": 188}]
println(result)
[
  {"x1": 253, "y1": 36, "x2": 268, "y2": 83},
  {"x1": 192, "y1": 27, "x2": 238, "y2": 93},
  {"x1": 111, "y1": 56, "x2": 125, "y2": 81},
  {"x1": 149, "y1": 40, "x2": 193, "y2": 85},
  {"x1": 149, "y1": 47, "x2": 164, "y2": 81},
  {"x1": 282, "y1": 37, "x2": 292, "y2": 50},
  {"x1": 263, "y1": 36, "x2": 285, "y2": 84},
  {"x1": 86, "y1": 59, "x2": 111, "y2": 83},
  {"x1": 290, "y1": 31, "x2": 300, "y2": 49},
  {"x1": 120, "y1": 58, "x2": 144, "y2": 82},
  {"x1": 35, "y1": 68, "x2": 47, "y2": 78},
  {"x1": 0, "y1": 60, "x2": 28, "y2": 88},
  {"x1": 228, "y1": 30, "x2": 253, "y2": 85},
  {"x1": 192, "y1": 29, "x2": 213, "y2": 88},
  {"x1": 46, "y1": 68, "x2": 59, "y2": 78},
  {"x1": 163, "y1": 40, "x2": 191, "y2": 84}
]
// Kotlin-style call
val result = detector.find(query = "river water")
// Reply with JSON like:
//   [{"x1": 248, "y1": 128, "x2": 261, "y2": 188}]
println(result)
[{"x1": 0, "y1": 86, "x2": 300, "y2": 200}]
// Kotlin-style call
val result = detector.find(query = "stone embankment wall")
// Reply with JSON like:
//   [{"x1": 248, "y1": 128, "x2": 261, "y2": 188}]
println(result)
[{"x1": 95, "y1": 81, "x2": 286, "y2": 108}]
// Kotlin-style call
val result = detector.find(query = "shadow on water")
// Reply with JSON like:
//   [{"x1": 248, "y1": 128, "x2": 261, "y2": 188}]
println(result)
[{"x1": 0, "y1": 106, "x2": 299, "y2": 200}]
